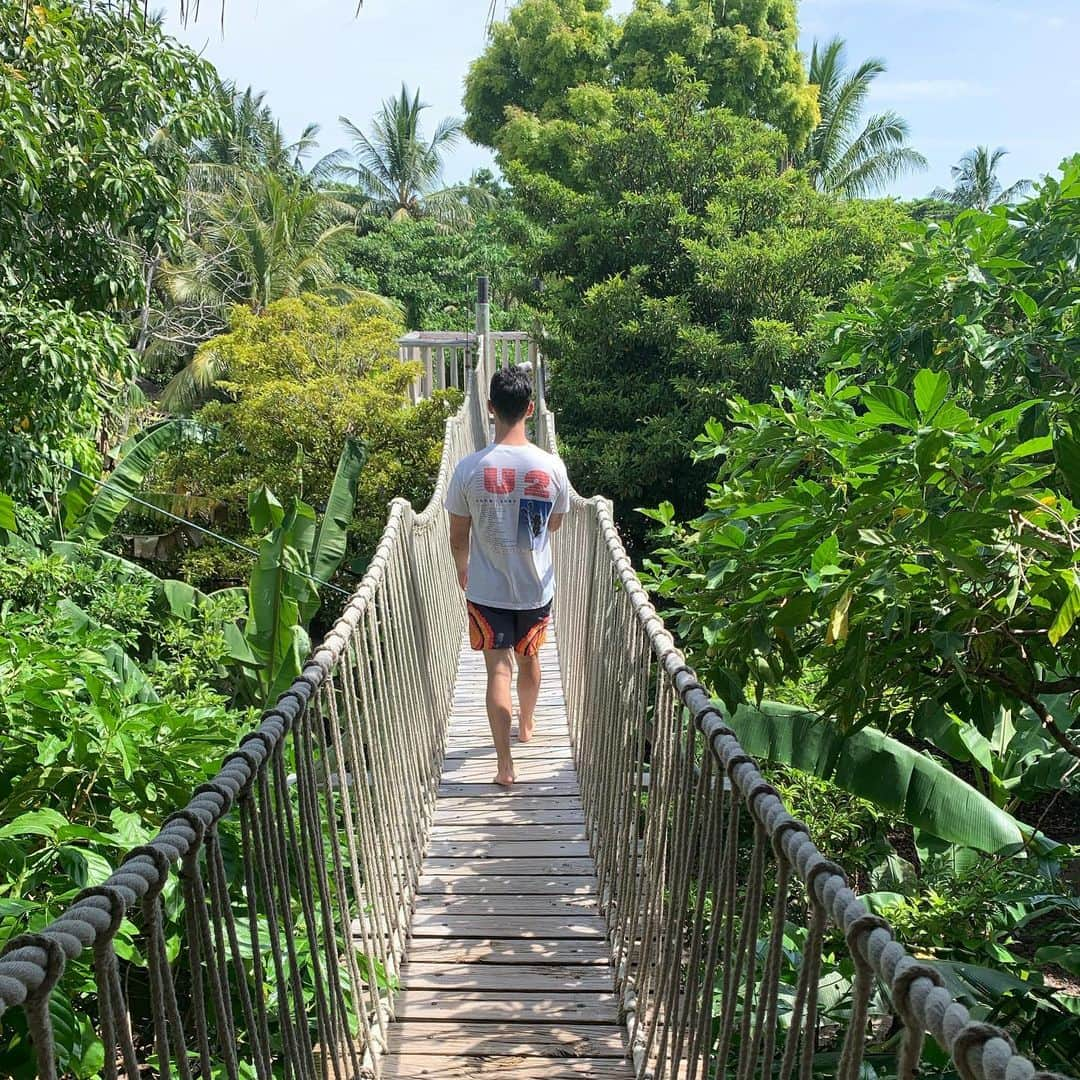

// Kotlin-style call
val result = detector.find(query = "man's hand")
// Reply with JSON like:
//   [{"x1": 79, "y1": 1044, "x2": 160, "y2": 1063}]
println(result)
[{"x1": 449, "y1": 512, "x2": 471, "y2": 593}]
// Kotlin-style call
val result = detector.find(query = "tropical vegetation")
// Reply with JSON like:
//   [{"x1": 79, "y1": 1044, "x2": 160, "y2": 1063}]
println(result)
[
  {"x1": 794, "y1": 36, "x2": 927, "y2": 196},
  {"x1": 1, "y1": 0, "x2": 1076, "y2": 1075}
]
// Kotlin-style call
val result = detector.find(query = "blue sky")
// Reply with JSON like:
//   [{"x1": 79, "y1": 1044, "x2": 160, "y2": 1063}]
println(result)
[{"x1": 163, "y1": 0, "x2": 1080, "y2": 200}]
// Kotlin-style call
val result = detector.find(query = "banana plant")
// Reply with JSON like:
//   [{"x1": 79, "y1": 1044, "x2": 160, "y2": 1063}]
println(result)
[
  {"x1": 63, "y1": 419, "x2": 204, "y2": 541},
  {"x1": 239, "y1": 436, "x2": 367, "y2": 703},
  {"x1": 51, "y1": 422, "x2": 367, "y2": 706},
  {"x1": 725, "y1": 700, "x2": 1059, "y2": 856}
]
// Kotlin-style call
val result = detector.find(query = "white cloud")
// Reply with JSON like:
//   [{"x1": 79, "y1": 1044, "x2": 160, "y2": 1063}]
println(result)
[{"x1": 873, "y1": 78, "x2": 991, "y2": 101}]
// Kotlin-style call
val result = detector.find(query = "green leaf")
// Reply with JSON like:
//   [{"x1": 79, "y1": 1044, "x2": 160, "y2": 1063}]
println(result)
[
  {"x1": 1048, "y1": 573, "x2": 1080, "y2": 646},
  {"x1": 726, "y1": 702, "x2": 1035, "y2": 854},
  {"x1": 811, "y1": 534, "x2": 840, "y2": 573},
  {"x1": 0, "y1": 809, "x2": 69, "y2": 840},
  {"x1": 248, "y1": 484, "x2": 285, "y2": 533},
  {"x1": 862, "y1": 385, "x2": 918, "y2": 429},
  {"x1": 1012, "y1": 288, "x2": 1039, "y2": 320},
  {"x1": 0, "y1": 492, "x2": 15, "y2": 532},
  {"x1": 69, "y1": 421, "x2": 196, "y2": 542},
  {"x1": 913, "y1": 369, "x2": 949, "y2": 420},
  {"x1": 1002, "y1": 436, "x2": 1053, "y2": 463},
  {"x1": 308, "y1": 436, "x2": 367, "y2": 615}
]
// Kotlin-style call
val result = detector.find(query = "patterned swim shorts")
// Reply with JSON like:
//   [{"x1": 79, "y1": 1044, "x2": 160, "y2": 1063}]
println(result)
[{"x1": 467, "y1": 600, "x2": 552, "y2": 656}]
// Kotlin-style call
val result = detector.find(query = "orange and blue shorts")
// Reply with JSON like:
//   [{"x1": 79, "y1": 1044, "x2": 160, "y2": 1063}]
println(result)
[{"x1": 467, "y1": 600, "x2": 552, "y2": 656}]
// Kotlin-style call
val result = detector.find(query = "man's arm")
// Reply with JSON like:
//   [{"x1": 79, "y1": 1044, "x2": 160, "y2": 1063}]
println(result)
[
  {"x1": 449, "y1": 513, "x2": 471, "y2": 591},
  {"x1": 548, "y1": 512, "x2": 565, "y2": 534}
]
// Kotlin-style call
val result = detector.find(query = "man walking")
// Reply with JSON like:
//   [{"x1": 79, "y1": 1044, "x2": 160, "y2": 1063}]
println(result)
[{"x1": 445, "y1": 365, "x2": 569, "y2": 787}]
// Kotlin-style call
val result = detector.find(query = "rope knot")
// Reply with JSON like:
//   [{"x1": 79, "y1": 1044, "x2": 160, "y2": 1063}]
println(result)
[
  {"x1": 844, "y1": 912, "x2": 892, "y2": 968},
  {"x1": 952, "y1": 1021, "x2": 1016, "y2": 1080},
  {"x1": 122, "y1": 843, "x2": 173, "y2": 903}
]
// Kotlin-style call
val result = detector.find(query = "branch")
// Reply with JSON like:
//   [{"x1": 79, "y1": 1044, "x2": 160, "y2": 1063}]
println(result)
[{"x1": 981, "y1": 669, "x2": 1080, "y2": 760}]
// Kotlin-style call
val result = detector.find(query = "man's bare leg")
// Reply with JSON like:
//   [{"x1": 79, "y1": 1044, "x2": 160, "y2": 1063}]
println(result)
[
  {"x1": 483, "y1": 649, "x2": 516, "y2": 786},
  {"x1": 516, "y1": 652, "x2": 541, "y2": 742}
]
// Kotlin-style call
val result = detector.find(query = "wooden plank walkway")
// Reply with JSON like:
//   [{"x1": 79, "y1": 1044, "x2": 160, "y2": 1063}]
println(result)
[{"x1": 383, "y1": 632, "x2": 634, "y2": 1079}]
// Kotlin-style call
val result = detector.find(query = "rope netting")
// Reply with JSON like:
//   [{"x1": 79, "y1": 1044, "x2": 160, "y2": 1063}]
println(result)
[
  {"x1": 535, "y1": 385, "x2": 1074, "y2": 1080},
  {"x1": 0, "y1": 354, "x2": 488, "y2": 1078}
]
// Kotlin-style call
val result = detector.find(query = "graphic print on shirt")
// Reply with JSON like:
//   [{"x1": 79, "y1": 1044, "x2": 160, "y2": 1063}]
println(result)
[{"x1": 517, "y1": 469, "x2": 553, "y2": 551}]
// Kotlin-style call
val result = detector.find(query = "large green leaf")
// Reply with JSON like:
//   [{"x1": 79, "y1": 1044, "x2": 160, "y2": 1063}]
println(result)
[
  {"x1": 727, "y1": 701, "x2": 1033, "y2": 854},
  {"x1": 305, "y1": 436, "x2": 367, "y2": 621},
  {"x1": 56, "y1": 599, "x2": 160, "y2": 704},
  {"x1": 246, "y1": 497, "x2": 318, "y2": 703},
  {"x1": 0, "y1": 492, "x2": 15, "y2": 532},
  {"x1": 69, "y1": 420, "x2": 198, "y2": 542}
]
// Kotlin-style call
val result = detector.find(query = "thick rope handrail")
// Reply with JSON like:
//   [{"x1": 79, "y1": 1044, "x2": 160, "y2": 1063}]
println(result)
[
  {"x1": 535, "y1": 378, "x2": 1074, "y2": 1080},
  {"x1": 0, "y1": 339, "x2": 488, "y2": 1078},
  {"x1": 2, "y1": 323, "x2": 1071, "y2": 1080}
]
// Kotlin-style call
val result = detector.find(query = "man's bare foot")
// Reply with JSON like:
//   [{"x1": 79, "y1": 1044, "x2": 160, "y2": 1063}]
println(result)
[
  {"x1": 494, "y1": 765, "x2": 515, "y2": 788},
  {"x1": 518, "y1": 715, "x2": 535, "y2": 742}
]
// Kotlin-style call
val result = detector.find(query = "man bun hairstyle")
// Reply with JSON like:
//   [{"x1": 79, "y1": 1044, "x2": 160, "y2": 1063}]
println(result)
[{"x1": 489, "y1": 364, "x2": 533, "y2": 424}]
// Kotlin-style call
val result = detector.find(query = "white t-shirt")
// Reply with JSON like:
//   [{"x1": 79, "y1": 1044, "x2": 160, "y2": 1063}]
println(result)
[{"x1": 445, "y1": 441, "x2": 570, "y2": 610}]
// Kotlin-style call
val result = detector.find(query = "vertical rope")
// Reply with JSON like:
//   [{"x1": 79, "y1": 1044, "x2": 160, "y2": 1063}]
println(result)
[{"x1": 2, "y1": 337, "x2": 1070, "y2": 1080}]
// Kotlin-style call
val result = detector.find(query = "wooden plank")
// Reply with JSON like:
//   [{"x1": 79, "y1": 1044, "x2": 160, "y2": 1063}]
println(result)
[
  {"x1": 394, "y1": 990, "x2": 618, "y2": 1023},
  {"x1": 433, "y1": 796, "x2": 584, "y2": 813},
  {"x1": 423, "y1": 857, "x2": 595, "y2": 876},
  {"x1": 440, "y1": 762, "x2": 578, "y2": 781},
  {"x1": 398, "y1": 962, "x2": 614, "y2": 991},
  {"x1": 383, "y1": 1054, "x2": 634, "y2": 1079},
  {"x1": 386, "y1": 1022, "x2": 627, "y2": 1058},
  {"x1": 409, "y1": 914, "x2": 606, "y2": 939},
  {"x1": 431, "y1": 808, "x2": 586, "y2": 825},
  {"x1": 443, "y1": 743, "x2": 569, "y2": 756},
  {"x1": 427, "y1": 841, "x2": 592, "y2": 859},
  {"x1": 418, "y1": 874, "x2": 597, "y2": 896},
  {"x1": 438, "y1": 783, "x2": 580, "y2": 797},
  {"x1": 428, "y1": 825, "x2": 588, "y2": 842},
  {"x1": 413, "y1": 894, "x2": 599, "y2": 917},
  {"x1": 404, "y1": 937, "x2": 610, "y2": 965}
]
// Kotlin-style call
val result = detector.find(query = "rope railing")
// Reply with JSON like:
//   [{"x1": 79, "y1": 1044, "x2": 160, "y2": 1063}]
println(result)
[
  {"x1": 2, "y1": 301, "x2": 1071, "y2": 1080},
  {"x1": 535, "y1": 373, "x2": 1074, "y2": 1080},
  {"x1": 0, "y1": 343, "x2": 489, "y2": 1078}
]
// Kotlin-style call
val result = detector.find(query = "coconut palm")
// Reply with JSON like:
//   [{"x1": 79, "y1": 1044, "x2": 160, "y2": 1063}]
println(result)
[
  {"x1": 194, "y1": 84, "x2": 323, "y2": 179},
  {"x1": 933, "y1": 146, "x2": 1031, "y2": 211},
  {"x1": 796, "y1": 36, "x2": 927, "y2": 197},
  {"x1": 159, "y1": 170, "x2": 362, "y2": 411},
  {"x1": 336, "y1": 84, "x2": 489, "y2": 228}
]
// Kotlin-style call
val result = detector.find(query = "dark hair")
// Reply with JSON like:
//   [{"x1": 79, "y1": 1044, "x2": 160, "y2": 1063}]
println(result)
[{"x1": 489, "y1": 365, "x2": 533, "y2": 423}]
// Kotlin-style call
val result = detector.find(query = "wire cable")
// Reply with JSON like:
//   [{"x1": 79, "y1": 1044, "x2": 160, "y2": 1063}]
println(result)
[{"x1": 29, "y1": 449, "x2": 354, "y2": 596}]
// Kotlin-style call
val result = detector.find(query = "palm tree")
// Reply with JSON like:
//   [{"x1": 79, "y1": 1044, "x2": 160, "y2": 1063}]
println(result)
[
  {"x1": 932, "y1": 146, "x2": 1031, "y2": 210},
  {"x1": 194, "y1": 84, "x2": 323, "y2": 178},
  {"x1": 336, "y1": 84, "x2": 489, "y2": 228},
  {"x1": 795, "y1": 37, "x2": 927, "y2": 197},
  {"x1": 159, "y1": 170, "x2": 362, "y2": 411}
]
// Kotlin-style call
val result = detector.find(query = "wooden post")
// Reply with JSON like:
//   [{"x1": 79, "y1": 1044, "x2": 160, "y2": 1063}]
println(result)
[{"x1": 476, "y1": 277, "x2": 491, "y2": 391}]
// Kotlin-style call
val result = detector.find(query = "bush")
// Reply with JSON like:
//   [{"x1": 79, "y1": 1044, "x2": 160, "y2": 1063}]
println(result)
[{"x1": 147, "y1": 294, "x2": 460, "y2": 584}]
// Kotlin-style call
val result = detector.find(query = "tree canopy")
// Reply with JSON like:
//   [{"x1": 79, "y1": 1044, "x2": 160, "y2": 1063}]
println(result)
[
  {"x1": 0, "y1": 1, "x2": 223, "y2": 496},
  {"x1": 645, "y1": 158, "x2": 1080, "y2": 793},
  {"x1": 505, "y1": 80, "x2": 902, "y2": 543},
  {"x1": 464, "y1": 0, "x2": 818, "y2": 155}
]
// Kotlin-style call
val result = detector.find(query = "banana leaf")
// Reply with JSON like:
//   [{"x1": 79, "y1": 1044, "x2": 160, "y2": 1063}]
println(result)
[
  {"x1": 246, "y1": 498, "x2": 318, "y2": 703},
  {"x1": 69, "y1": 420, "x2": 198, "y2": 542},
  {"x1": 304, "y1": 436, "x2": 367, "y2": 621},
  {"x1": 727, "y1": 701, "x2": 1039, "y2": 854}
]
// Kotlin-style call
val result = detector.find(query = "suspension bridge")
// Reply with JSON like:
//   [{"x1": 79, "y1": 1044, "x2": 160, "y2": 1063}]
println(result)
[{"x1": 0, "y1": 282, "x2": 1070, "y2": 1080}]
